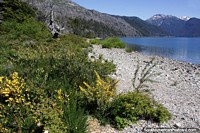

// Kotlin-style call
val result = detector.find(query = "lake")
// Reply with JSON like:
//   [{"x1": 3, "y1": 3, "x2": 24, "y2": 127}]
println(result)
[{"x1": 121, "y1": 37, "x2": 200, "y2": 64}]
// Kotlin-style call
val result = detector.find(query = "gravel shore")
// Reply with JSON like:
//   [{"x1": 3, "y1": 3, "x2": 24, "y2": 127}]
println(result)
[{"x1": 89, "y1": 45, "x2": 200, "y2": 133}]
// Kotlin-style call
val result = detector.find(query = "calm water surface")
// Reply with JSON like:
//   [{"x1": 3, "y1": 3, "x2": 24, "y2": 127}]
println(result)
[{"x1": 121, "y1": 37, "x2": 200, "y2": 64}]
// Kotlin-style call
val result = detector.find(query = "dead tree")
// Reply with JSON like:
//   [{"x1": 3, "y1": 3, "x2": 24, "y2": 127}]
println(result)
[
  {"x1": 48, "y1": 5, "x2": 62, "y2": 38},
  {"x1": 47, "y1": 0, "x2": 64, "y2": 38},
  {"x1": 22, "y1": 0, "x2": 65, "y2": 38}
]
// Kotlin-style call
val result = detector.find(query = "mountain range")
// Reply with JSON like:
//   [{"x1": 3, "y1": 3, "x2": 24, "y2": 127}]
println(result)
[
  {"x1": 146, "y1": 14, "x2": 200, "y2": 37},
  {"x1": 24, "y1": 0, "x2": 200, "y2": 37}
]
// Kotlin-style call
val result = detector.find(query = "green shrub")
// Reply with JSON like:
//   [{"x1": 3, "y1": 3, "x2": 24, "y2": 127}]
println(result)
[
  {"x1": 109, "y1": 92, "x2": 172, "y2": 129},
  {"x1": 79, "y1": 71, "x2": 118, "y2": 115},
  {"x1": 132, "y1": 58, "x2": 158, "y2": 92},
  {"x1": 115, "y1": 116, "x2": 130, "y2": 130},
  {"x1": 85, "y1": 32, "x2": 95, "y2": 38},
  {"x1": 63, "y1": 93, "x2": 88, "y2": 133},
  {"x1": 1, "y1": 18, "x2": 51, "y2": 40},
  {"x1": 33, "y1": 97, "x2": 68, "y2": 133},
  {"x1": 101, "y1": 37, "x2": 126, "y2": 48},
  {"x1": 90, "y1": 39, "x2": 101, "y2": 44},
  {"x1": 78, "y1": 70, "x2": 117, "y2": 125},
  {"x1": 125, "y1": 47, "x2": 133, "y2": 53}
]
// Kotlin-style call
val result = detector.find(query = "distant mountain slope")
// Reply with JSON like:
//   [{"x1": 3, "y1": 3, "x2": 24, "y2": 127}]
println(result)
[
  {"x1": 22, "y1": 0, "x2": 171, "y2": 38},
  {"x1": 117, "y1": 16, "x2": 168, "y2": 36},
  {"x1": 25, "y1": 0, "x2": 141, "y2": 37},
  {"x1": 182, "y1": 18, "x2": 200, "y2": 37},
  {"x1": 146, "y1": 14, "x2": 200, "y2": 37},
  {"x1": 68, "y1": 17, "x2": 126, "y2": 38}
]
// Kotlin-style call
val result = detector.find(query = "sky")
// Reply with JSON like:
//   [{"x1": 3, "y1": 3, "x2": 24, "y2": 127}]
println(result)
[{"x1": 72, "y1": 0, "x2": 200, "y2": 20}]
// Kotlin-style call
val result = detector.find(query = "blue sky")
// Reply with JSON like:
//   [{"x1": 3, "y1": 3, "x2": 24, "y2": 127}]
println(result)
[{"x1": 72, "y1": 0, "x2": 200, "y2": 20}]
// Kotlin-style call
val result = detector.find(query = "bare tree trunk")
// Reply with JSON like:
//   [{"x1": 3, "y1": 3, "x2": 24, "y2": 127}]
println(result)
[
  {"x1": 21, "y1": 0, "x2": 65, "y2": 38},
  {"x1": 47, "y1": 0, "x2": 64, "y2": 38}
]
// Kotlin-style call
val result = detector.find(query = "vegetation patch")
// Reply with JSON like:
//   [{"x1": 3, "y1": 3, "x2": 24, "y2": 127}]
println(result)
[
  {"x1": 125, "y1": 47, "x2": 133, "y2": 53},
  {"x1": 79, "y1": 71, "x2": 118, "y2": 119},
  {"x1": 90, "y1": 38, "x2": 101, "y2": 44},
  {"x1": 109, "y1": 91, "x2": 172, "y2": 129},
  {"x1": 101, "y1": 37, "x2": 126, "y2": 48}
]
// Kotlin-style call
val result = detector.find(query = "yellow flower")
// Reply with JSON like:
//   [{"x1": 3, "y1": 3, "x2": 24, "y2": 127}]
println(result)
[
  {"x1": 4, "y1": 87, "x2": 10, "y2": 92},
  {"x1": 79, "y1": 86, "x2": 87, "y2": 93},
  {"x1": 5, "y1": 78, "x2": 11, "y2": 85},
  {"x1": 58, "y1": 96, "x2": 62, "y2": 100},
  {"x1": 12, "y1": 79, "x2": 19, "y2": 85},
  {"x1": 0, "y1": 76, "x2": 4, "y2": 84},
  {"x1": 11, "y1": 72, "x2": 19, "y2": 80},
  {"x1": 5, "y1": 97, "x2": 13, "y2": 102},
  {"x1": 25, "y1": 102, "x2": 31, "y2": 106},
  {"x1": 57, "y1": 89, "x2": 62, "y2": 96},
  {"x1": 30, "y1": 105, "x2": 34, "y2": 109},
  {"x1": 2, "y1": 91, "x2": 10, "y2": 97},
  {"x1": 51, "y1": 103, "x2": 56, "y2": 108},
  {"x1": 9, "y1": 97, "x2": 13, "y2": 101},
  {"x1": 57, "y1": 89, "x2": 63, "y2": 100},
  {"x1": 16, "y1": 99, "x2": 19, "y2": 103},
  {"x1": 22, "y1": 98, "x2": 25, "y2": 103}
]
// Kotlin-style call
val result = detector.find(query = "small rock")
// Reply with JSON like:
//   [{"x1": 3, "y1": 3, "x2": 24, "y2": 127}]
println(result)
[
  {"x1": 181, "y1": 117, "x2": 185, "y2": 120},
  {"x1": 174, "y1": 122, "x2": 181, "y2": 128}
]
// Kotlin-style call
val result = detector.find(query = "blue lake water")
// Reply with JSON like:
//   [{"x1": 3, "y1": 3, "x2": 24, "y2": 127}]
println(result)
[{"x1": 121, "y1": 37, "x2": 200, "y2": 64}]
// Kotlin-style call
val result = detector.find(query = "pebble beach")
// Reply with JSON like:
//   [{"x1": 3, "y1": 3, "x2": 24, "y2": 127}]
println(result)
[{"x1": 88, "y1": 45, "x2": 200, "y2": 133}]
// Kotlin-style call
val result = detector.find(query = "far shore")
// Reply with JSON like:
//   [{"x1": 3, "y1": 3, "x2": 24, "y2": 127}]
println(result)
[{"x1": 90, "y1": 44, "x2": 200, "y2": 132}]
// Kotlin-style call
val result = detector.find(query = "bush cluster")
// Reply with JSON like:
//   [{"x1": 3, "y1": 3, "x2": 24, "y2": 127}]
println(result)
[
  {"x1": 79, "y1": 71, "x2": 118, "y2": 116},
  {"x1": 0, "y1": 72, "x2": 70, "y2": 133},
  {"x1": 0, "y1": 72, "x2": 32, "y2": 132},
  {"x1": 101, "y1": 37, "x2": 126, "y2": 48},
  {"x1": 1, "y1": 18, "x2": 51, "y2": 40},
  {"x1": 109, "y1": 92, "x2": 172, "y2": 129},
  {"x1": 125, "y1": 47, "x2": 133, "y2": 53},
  {"x1": 90, "y1": 39, "x2": 101, "y2": 44},
  {"x1": 0, "y1": 1, "x2": 116, "y2": 131},
  {"x1": 90, "y1": 37, "x2": 126, "y2": 48}
]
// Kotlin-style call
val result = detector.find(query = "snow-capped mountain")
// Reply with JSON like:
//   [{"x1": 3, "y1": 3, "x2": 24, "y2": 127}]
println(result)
[
  {"x1": 179, "y1": 16, "x2": 190, "y2": 21},
  {"x1": 146, "y1": 14, "x2": 180, "y2": 26},
  {"x1": 146, "y1": 14, "x2": 200, "y2": 37},
  {"x1": 150, "y1": 14, "x2": 177, "y2": 20}
]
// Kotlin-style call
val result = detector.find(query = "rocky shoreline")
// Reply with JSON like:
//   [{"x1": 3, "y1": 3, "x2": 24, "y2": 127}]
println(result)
[{"x1": 89, "y1": 45, "x2": 200, "y2": 133}]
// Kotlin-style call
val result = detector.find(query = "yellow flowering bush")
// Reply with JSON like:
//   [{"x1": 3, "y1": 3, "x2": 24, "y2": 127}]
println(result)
[
  {"x1": 79, "y1": 71, "x2": 118, "y2": 113},
  {"x1": 0, "y1": 72, "x2": 28, "y2": 103},
  {"x1": 0, "y1": 72, "x2": 70, "y2": 132},
  {"x1": 0, "y1": 72, "x2": 34, "y2": 132}
]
